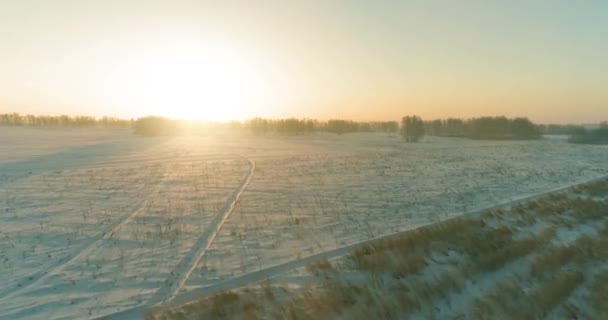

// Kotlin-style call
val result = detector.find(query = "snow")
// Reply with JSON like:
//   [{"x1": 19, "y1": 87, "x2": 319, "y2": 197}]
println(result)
[{"x1": 1, "y1": 127, "x2": 608, "y2": 319}]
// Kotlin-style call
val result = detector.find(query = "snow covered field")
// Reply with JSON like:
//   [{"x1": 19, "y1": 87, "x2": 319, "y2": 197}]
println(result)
[
  {"x1": 1, "y1": 127, "x2": 608, "y2": 319},
  {"x1": 151, "y1": 178, "x2": 608, "y2": 320}
]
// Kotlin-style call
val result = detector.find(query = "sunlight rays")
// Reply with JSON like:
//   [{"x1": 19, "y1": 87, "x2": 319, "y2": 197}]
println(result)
[{"x1": 104, "y1": 42, "x2": 270, "y2": 121}]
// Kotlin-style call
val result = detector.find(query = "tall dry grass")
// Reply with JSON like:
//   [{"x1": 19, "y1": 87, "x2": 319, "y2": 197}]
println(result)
[{"x1": 147, "y1": 177, "x2": 608, "y2": 320}]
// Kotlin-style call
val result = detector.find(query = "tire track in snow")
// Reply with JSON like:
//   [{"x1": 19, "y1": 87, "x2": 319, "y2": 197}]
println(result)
[
  {"x1": 98, "y1": 173, "x2": 608, "y2": 320},
  {"x1": 144, "y1": 159, "x2": 256, "y2": 305},
  {"x1": 0, "y1": 168, "x2": 169, "y2": 302}
]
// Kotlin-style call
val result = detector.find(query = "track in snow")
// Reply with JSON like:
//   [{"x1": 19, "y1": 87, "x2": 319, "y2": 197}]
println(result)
[
  {"x1": 98, "y1": 172, "x2": 608, "y2": 320},
  {"x1": 0, "y1": 169, "x2": 168, "y2": 302},
  {"x1": 145, "y1": 159, "x2": 256, "y2": 305}
]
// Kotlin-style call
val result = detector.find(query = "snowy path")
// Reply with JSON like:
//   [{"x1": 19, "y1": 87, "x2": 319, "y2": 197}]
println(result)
[
  {"x1": 146, "y1": 159, "x2": 256, "y2": 305},
  {"x1": 4, "y1": 131, "x2": 608, "y2": 319},
  {"x1": 0, "y1": 168, "x2": 168, "y2": 302},
  {"x1": 98, "y1": 172, "x2": 608, "y2": 320}
]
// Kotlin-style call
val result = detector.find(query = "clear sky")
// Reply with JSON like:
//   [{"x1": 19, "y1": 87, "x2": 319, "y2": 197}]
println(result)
[{"x1": 1, "y1": 0, "x2": 606, "y2": 123}]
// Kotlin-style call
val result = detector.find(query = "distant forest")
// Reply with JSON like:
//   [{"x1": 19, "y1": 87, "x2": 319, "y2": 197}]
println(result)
[
  {"x1": 568, "y1": 123, "x2": 608, "y2": 145},
  {"x1": 0, "y1": 113, "x2": 130, "y2": 128},
  {"x1": 423, "y1": 117, "x2": 540, "y2": 140},
  {"x1": 246, "y1": 118, "x2": 398, "y2": 135},
  {"x1": 2, "y1": 112, "x2": 607, "y2": 144}
]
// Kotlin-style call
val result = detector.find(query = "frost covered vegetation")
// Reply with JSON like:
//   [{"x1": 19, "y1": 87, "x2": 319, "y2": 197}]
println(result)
[
  {"x1": 1, "y1": 126, "x2": 608, "y2": 319},
  {"x1": 148, "y1": 178, "x2": 608, "y2": 320}
]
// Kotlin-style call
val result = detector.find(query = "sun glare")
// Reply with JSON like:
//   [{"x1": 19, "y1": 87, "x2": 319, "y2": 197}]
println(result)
[{"x1": 106, "y1": 42, "x2": 268, "y2": 121}]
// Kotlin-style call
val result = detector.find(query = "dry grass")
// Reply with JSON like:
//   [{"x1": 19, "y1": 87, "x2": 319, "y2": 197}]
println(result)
[
  {"x1": 147, "y1": 177, "x2": 608, "y2": 320},
  {"x1": 578, "y1": 179, "x2": 608, "y2": 197},
  {"x1": 147, "y1": 287, "x2": 275, "y2": 320},
  {"x1": 529, "y1": 244, "x2": 579, "y2": 277},
  {"x1": 525, "y1": 196, "x2": 568, "y2": 217},
  {"x1": 407, "y1": 272, "x2": 465, "y2": 303},
  {"x1": 389, "y1": 282, "x2": 421, "y2": 314},
  {"x1": 588, "y1": 268, "x2": 608, "y2": 317},
  {"x1": 570, "y1": 197, "x2": 608, "y2": 221},
  {"x1": 450, "y1": 225, "x2": 513, "y2": 256},
  {"x1": 474, "y1": 272, "x2": 584, "y2": 319},
  {"x1": 529, "y1": 271, "x2": 585, "y2": 317},
  {"x1": 284, "y1": 279, "x2": 429, "y2": 320},
  {"x1": 465, "y1": 228, "x2": 554, "y2": 275},
  {"x1": 306, "y1": 258, "x2": 335, "y2": 276},
  {"x1": 473, "y1": 278, "x2": 530, "y2": 320},
  {"x1": 352, "y1": 249, "x2": 428, "y2": 278},
  {"x1": 279, "y1": 282, "x2": 363, "y2": 319},
  {"x1": 350, "y1": 217, "x2": 484, "y2": 257},
  {"x1": 349, "y1": 217, "x2": 483, "y2": 276},
  {"x1": 146, "y1": 291, "x2": 239, "y2": 320}
]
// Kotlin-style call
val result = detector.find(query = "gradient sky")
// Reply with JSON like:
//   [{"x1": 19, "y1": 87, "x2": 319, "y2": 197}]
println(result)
[{"x1": 1, "y1": 0, "x2": 607, "y2": 123}]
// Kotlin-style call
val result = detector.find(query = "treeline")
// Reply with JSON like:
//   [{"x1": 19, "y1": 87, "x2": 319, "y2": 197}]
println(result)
[
  {"x1": 423, "y1": 116, "x2": 540, "y2": 140},
  {"x1": 568, "y1": 123, "x2": 608, "y2": 145},
  {"x1": 6, "y1": 112, "x2": 606, "y2": 145},
  {"x1": 129, "y1": 117, "x2": 399, "y2": 136},
  {"x1": 401, "y1": 115, "x2": 425, "y2": 142},
  {"x1": 537, "y1": 124, "x2": 587, "y2": 135},
  {"x1": 246, "y1": 118, "x2": 398, "y2": 135},
  {"x1": 132, "y1": 116, "x2": 182, "y2": 136},
  {"x1": 128, "y1": 116, "x2": 608, "y2": 144},
  {"x1": 0, "y1": 113, "x2": 130, "y2": 128}
]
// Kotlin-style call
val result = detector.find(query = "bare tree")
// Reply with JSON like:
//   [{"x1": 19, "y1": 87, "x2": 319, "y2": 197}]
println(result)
[{"x1": 400, "y1": 115, "x2": 425, "y2": 142}]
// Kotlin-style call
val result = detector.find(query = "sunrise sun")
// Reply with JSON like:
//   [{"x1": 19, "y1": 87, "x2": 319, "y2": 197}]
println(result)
[{"x1": 106, "y1": 41, "x2": 267, "y2": 121}]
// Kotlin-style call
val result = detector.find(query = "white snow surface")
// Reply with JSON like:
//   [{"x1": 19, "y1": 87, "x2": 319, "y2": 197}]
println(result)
[{"x1": 1, "y1": 127, "x2": 608, "y2": 319}]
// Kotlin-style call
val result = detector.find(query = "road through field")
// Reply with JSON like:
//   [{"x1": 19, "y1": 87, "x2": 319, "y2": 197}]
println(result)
[
  {"x1": 147, "y1": 159, "x2": 256, "y2": 304},
  {"x1": 5, "y1": 131, "x2": 608, "y2": 319},
  {"x1": 0, "y1": 157, "x2": 253, "y2": 319},
  {"x1": 0, "y1": 168, "x2": 168, "y2": 302},
  {"x1": 98, "y1": 172, "x2": 608, "y2": 320}
]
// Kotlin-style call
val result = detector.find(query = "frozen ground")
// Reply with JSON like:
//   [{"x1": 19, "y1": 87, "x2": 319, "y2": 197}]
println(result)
[
  {"x1": 150, "y1": 177, "x2": 608, "y2": 319},
  {"x1": 0, "y1": 127, "x2": 607, "y2": 319}
]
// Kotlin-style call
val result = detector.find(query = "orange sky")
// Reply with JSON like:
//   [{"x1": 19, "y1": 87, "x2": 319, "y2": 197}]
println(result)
[{"x1": 1, "y1": 1, "x2": 607, "y2": 123}]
